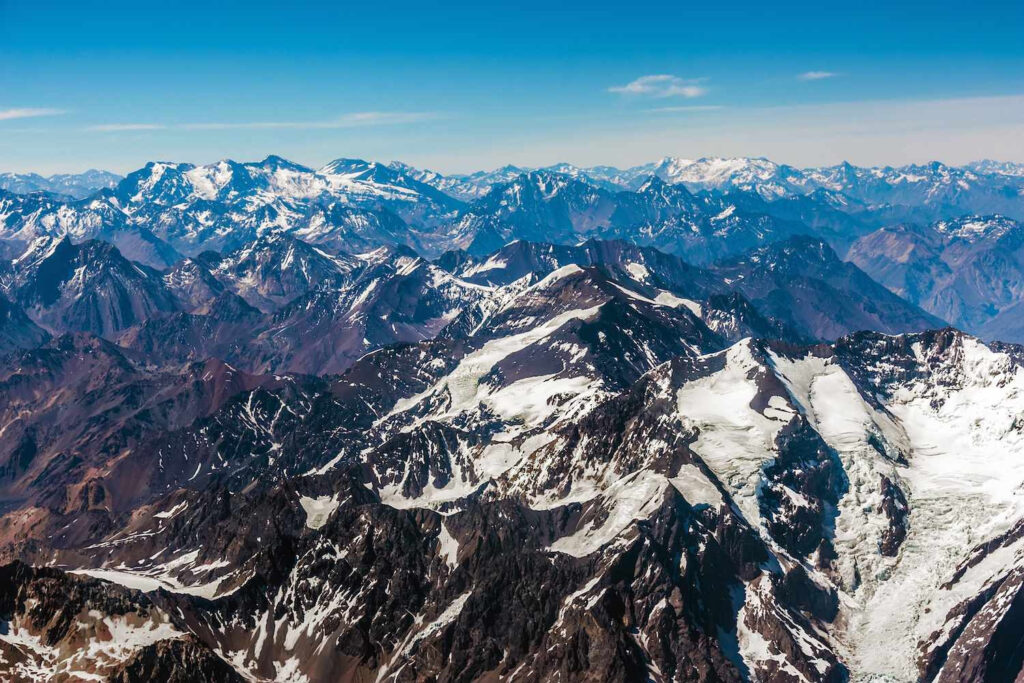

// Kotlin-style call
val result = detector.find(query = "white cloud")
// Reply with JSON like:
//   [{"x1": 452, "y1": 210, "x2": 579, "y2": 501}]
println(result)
[
  {"x1": 798, "y1": 71, "x2": 837, "y2": 81},
  {"x1": 0, "y1": 107, "x2": 65, "y2": 121},
  {"x1": 609, "y1": 75, "x2": 707, "y2": 98}
]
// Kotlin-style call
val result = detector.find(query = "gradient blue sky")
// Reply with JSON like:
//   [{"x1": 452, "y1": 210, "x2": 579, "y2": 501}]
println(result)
[{"x1": 2, "y1": 0, "x2": 1023, "y2": 174}]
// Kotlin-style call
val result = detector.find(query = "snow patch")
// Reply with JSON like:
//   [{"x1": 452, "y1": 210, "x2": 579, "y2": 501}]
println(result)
[{"x1": 298, "y1": 494, "x2": 340, "y2": 530}]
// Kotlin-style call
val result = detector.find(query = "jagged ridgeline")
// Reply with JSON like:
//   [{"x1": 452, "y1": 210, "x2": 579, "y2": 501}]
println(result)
[{"x1": 0, "y1": 156, "x2": 1023, "y2": 682}]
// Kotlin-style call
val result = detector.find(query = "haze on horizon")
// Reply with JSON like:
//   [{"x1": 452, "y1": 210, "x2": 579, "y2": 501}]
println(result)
[{"x1": 1, "y1": 0, "x2": 1022, "y2": 175}]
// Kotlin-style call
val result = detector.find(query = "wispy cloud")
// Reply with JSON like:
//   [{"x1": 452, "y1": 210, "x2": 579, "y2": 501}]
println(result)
[
  {"x1": 609, "y1": 75, "x2": 707, "y2": 98},
  {"x1": 647, "y1": 105, "x2": 724, "y2": 113},
  {"x1": 798, "y1": 71, "x2": 837, "y2": 81},
  {"x1": 86, "y1": 123, "x2": 167, "y2": 132},
  {"x1": 88, "y1": 111, "x2": 440, "y2": 133},
  {"x1": 0, "y1": 107, "x2": 65, "y2": 121}
]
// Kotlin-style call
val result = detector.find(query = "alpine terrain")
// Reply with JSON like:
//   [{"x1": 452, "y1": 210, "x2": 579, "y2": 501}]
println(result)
[{"x1": 0, "y1": 155, "x2": 1022, "y2": 683}]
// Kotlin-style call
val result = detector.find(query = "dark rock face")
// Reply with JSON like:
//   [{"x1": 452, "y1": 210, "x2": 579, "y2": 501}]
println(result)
[
  {"x1": 115, "y1": 292, "x2": 262, "y2": 367},
  {"x1": 878, "y1": 474, "x2": 909, "y2": 556},
  {"x1": 922, "y1": 566, "x2": 1024, "y2": 683},
  {"x1": 917, "y1": 519, "x2": 1024, "y2": 682},
  {"x1": 116, "y1": 238, "x2": 488, "y2": 376},
  {"x1": 447, "y1": 237, "x2": 939, "y2": 346},
  {"x1": 237, "y1": 249, "x2": 486, "y2": 375},
  {"x1": 0, "y1": 561, "x2": 230, "y2": 682},
  {"x1": 109, "y1": 635, "x2": 245, "y2": 683},
  {"x1": 0, "y1": 562, "x2": 150, "y2": 645},
  {"x1": 760, "y1": 418, "x2": 846, "y2": 559},
  {"x1": 114, "y1": 467, "x2": 808, "y2": 683},
  {"x1": 701, "y1": 291, "x2": 806, "y2": 344},
  {"x1": 162, "y1": 257, "x2": 228, "y2": 310},
  {"x1": 1, "y1": 316, "x2": 1019, "y2": 681}
]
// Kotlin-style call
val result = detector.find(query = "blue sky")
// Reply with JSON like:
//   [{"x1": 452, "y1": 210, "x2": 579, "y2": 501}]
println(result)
[{"x1": 2, "y1": 0, "x2": 1023, "y2": 174}]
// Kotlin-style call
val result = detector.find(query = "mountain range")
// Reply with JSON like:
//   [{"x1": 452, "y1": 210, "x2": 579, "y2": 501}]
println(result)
[
  {"x1": 0, "y1": 155, "x2": 1023, "y2": 682},
  {"x1": 0, "y1": 169, "x2": 122, "y2": 199},
  {"x1": 3, "y1": 155, "x2": 1024, "y2": 343}
]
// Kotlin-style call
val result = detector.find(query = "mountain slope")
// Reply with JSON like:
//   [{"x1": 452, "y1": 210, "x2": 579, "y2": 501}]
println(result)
[
  {"x1": 237, "y1": 247, "x2": 488, "y2": 374},
  {"x1": 449, "y1": 172, "x2": 817, "y2": 263},
  {"x1": 7, "y1": 327, "x2": 1022, "y2": 681},
  {"x1": 5, "y1": 236, "x2": 180, "y2": 337},
  {"x1": 714, "y1": 235, "x2": 945, "y2": 340},
  {"x1": 201, "y1": 233, "x2": 360, "y2": 312},
  {"x1": 445, "y1": 237, "x2": 939, "y2": 344},
  {"x1": 0, "y1": 561, "x2": 240, "y2": 683},
  {"x1": 0, "y1": 189, "x2": 182, "y2": 268},
  {"x1": 847, "y1": 215, "x2": 1024, "y2": 341},
  {"x1": 0, "y1": 333, "x2": 290, "y2": 525},
  {"x1": 0, "y1": 294, "x2": 49, "y2": 354}
]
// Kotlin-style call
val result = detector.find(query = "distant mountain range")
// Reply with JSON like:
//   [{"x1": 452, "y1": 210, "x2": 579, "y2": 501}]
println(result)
[
  {"x1": 0, "y1": 168, "x2": 122, "y2": 198},
  {"x1": 8, "y1": 155, "x2": 1024, "y2": 204},
  {"x1": 3, "y1": 155, "x2": 1024, "y2": 342}
]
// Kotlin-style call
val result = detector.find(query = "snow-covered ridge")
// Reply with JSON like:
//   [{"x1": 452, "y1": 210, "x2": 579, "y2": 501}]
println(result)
[
  {"x1": 933, "y1": 214, "x2": 1019, "y2": 241},
  {"x1": 9, "y1": 154, "x2": 1020, "y2": 208}
]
